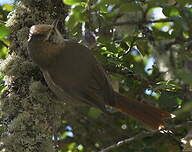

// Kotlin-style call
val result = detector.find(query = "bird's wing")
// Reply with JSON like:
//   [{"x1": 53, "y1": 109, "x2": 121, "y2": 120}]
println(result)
[{"x1": 45, "y1": 41, "x2": 115, "y2": 110}]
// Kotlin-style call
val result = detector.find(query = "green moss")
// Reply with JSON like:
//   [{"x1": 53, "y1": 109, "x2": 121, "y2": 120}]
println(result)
[
  {"x1": 1, "y1": 93, "x2": 21, "y2": 117},
  {"x1": 0, "y1": 55, "x2": 35, "y2": 77}
]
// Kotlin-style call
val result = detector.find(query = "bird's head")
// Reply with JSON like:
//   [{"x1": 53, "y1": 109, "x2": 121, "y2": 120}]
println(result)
[
  {"x1": 28, "y1": 20, "x2": 64, "y2": 44},
  {"x1": 27, "y1": 20, "x2": 64, "y2": 69}
]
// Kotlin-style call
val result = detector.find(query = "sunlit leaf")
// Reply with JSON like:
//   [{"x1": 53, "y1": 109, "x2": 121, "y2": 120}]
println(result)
[
  {"x1": 59, "y1": 132, "x2": 68, "y2": 140},
  {"x1": 2, "y1": 4, "x2": 13, "y2": 11},
  {"x1": 0, "y1": 46, "x2": 8, "y2": 59},
  {"x1": 152, "y1": 22, "x2": 172, "y2": 32},
  {"x1": 65, "y1": 5, "x2": 87, "y2": 29},
  {"x1": 63, "y1": 0, "x2": 86, "y2": 5},
  {"x1": 0, "y1": 74, "x2": 5, "y2": 92},
  {"x1": 0, "y1": 24, "x2": 10, "y2": 39},
  {"x1": 65, "y1": 14, "x2": 77, "y2": 28},
  {"x1": 77, "y1": 144, "x2": 84, "y2": 151},
  {"x1": 153, "y1": 81, "x2": 181, "y2": 91},
  {"x1": 68, "y1": 142, "x2": 76, "y2": 150}
]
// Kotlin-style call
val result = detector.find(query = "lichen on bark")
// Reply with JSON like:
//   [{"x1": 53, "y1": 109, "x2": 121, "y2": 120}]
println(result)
[{"x1": 0, "y1": 0, "x2": 66, "y2": 152}]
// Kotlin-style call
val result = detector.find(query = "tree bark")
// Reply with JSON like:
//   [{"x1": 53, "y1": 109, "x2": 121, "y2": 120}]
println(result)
[{"x1": 1, "y1": 1, "x2": 67, "y2": 152}]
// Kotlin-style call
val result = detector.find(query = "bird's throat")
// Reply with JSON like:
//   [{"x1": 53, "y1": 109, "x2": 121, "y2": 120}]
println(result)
[{"x1": 28, "y1": 38, "x2": 59, "y2": 69}]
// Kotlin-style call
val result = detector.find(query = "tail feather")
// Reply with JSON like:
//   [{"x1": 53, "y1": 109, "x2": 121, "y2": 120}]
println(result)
[{"x1": 113, "y1": 92, "x2": 171, "y2": 129}]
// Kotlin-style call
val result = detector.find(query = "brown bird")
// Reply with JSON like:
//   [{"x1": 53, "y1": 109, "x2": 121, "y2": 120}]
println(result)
[{"x1": 27, "y1": 22, "x2": 172, "y2": 130}]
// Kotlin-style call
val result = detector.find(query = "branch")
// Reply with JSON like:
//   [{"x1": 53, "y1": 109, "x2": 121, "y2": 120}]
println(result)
[
  {"x1": 99, "y1": 121, "x2": 192, "y2": 152},
  {"x1": 173, "y1": 121, "x2": 192, "y2": 129},
  {"x1": 99, "y1": 131, "x2": 154, "y2": 152},
  {"x1": 53, "y1": 138, "x2": 74, "y2": 149},
  {"x1": 0, "y1": 20, "x2": 6, "y2": 24},
  {"x1": 0, "y1": 40, "x2": 9, "y2": 48},
  {"x1": 105, "y1": 65, "x2": 155, "y2": 86},
  {"x1": 165, "y1": 37, "x2": 192, "y2": 49},
  {"x1": 112, "y1": 18, "x2": 174, "y2": 27}
]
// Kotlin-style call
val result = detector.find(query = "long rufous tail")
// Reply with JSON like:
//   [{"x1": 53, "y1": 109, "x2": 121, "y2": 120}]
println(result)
[{"x1": 112, "y1": 92, "x2": 172, "y2": 129}]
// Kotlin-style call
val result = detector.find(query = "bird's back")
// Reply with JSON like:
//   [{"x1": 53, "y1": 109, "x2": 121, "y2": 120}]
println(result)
[{"x1": 46, "y1": 41, "x2": 116, "y2": 110}]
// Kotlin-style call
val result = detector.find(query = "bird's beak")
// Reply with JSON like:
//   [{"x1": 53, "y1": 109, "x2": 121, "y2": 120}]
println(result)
[
  {"x1": 52, "y1": 19, "x2": 59, "y2": 29},
  {"x1": 45, "y1": 19, "x2": 59, "y2": 41}
]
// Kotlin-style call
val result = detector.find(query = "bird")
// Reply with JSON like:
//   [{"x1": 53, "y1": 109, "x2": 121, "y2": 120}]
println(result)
[{"x1": 27, "y1": 21, "x2": 172, "y2": 130}]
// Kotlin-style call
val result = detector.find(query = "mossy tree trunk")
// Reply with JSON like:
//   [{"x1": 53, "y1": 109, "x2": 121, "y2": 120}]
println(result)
[{"x1": 1, "y1": 1, "x2": 67, "y2": 152}]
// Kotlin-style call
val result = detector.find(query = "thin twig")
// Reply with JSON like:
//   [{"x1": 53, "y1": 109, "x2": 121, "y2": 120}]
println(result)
[
  {"x1": 165, "y1": 37, "x2": 192, "y2": 49},
  {"x1": 0, "y1": 20, "x2": 6, "y2": 24},
  {"x1": 105, "y1": 65, "x2": 154, "y2": 86},
  {"x1": 112, "y1": 18, "x2": 174, "y2": 27},
  {"x1": 0, "y1": 40, "x2": 9, "y2": 48},
  {"x1": 173, "y1": 121, "x2": 192, "y2": 129},
  {"x1": 99, "y1": 131, "x2": 154, "y2": 152},
  {"x1": 99, "y1": 121, "x2": 192, "y2": 152}
]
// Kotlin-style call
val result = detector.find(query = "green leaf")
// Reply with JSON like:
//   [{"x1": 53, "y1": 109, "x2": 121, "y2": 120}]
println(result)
[
  {"x1": 0, "y1": 46, "x2": 8, "y2": 59},
  {"x1": 153, "y1": 81, "x2": 181, "y2": 91},
  {"x1": 99, "y1": 5, "x2": 108, "y2": 13},
  {"x1": 170, "y1": 16, "x2": 188, "y2": 36},
  {"x1": 163, "y1": 6, "x2": 180, "y2": 17},
  {"x1": 65, "y1": 14, "x2": 77, "y2": 28},
  {"x1": 153, "y1": 22, "x2": 170, "y2": 31},
  {"x1": 158, "y1": 91, "x2": 179, "y2": 107},
  {"x1": 77, "y1": 144, "x2": 84, "y2": 151},
  {"x1": 68, "y1": 142, "x2": 76, "y2": 150},
  {"x1": 147, "y1": 0, "x2": 170, "y2": 5},
  {"x1": 176, "y1": 0, "x2": 192, "y2": 5},
  {"x1": 0, "y1": 74, "x2": 5, "y2": 92},
  {"x1": 152, "y1": 25, "x2": 172, "y2": 36},
  {"x1": 2, "y1": 4, "x2": 13, "y2": 11},
  {"x1": 119, "y1": 2, "x2": 141, "y2": 13},
  {"x1": 73, "y1": 5, "x2": 87, "y2": 21},
  {"x1": 136, "y1": 40, "x2": 149, "y2": 55},
  {"x1": 63, "y1": 0, "x2": 86, "y2": 5},
  {"x1": 65, "y1": 5, "x2": 87, "y2": 29},
  {"x1": 177, "y1": 70, "x2": 192, "y2": 85},
  {"x1": 87, "y1": 107, "x2": 102, "y2": 119},
  {"x1": 0, "y1": 24, "x2": 10, "y2": 39},
  {"x1": 175, "y1": 101, "x2": 192, "y2": 116},
  {"x1": 59, "y1": 132, "x2": 68, "y2": 140},
  {"x1": 96, "y1": 0, "x2": 119, "y2": 6}
]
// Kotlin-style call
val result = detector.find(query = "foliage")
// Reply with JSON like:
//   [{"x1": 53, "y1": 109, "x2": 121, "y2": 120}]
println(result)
[
  {"x1": 1, "y1": 0, "x2": 192, "y2": 152},
  {"x1": 0, "y1": 2, "x2": 11, "y2": 90}
]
